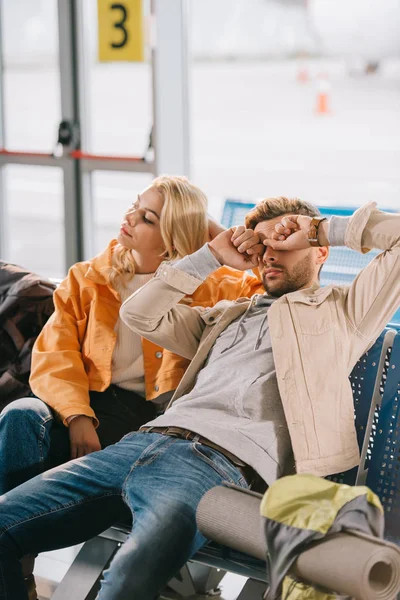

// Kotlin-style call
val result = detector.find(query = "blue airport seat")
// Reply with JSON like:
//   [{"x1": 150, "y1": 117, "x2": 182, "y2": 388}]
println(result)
[
  {"x1": 328, "y1": 329, "x2": 394, "y2": 486},
  {"x1": 366, "y1": 328, "x2": 400, "y2": 544},
  {"x1": 221, "y1": 199, "x2": 400, "y2": 325}
]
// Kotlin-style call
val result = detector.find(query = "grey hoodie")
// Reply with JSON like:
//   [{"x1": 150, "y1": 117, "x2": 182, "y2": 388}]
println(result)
[{"x1": 144, "y1": 246, "x2": 293, "y2": 484}]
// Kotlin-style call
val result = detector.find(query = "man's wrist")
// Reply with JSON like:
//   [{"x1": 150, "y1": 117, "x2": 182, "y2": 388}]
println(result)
[
  {"x1": 327, "y1": 215, "x2": 350, "y2": 247},
  {"x1": 207, "y1": 242, "x2": 224, "y2": 265},
  {"x1": 318, "y1": 220, "x2": 330, "y2": 246},
  {"x1": 308, "y1": 217, "x2": 328, "y2": 247}
]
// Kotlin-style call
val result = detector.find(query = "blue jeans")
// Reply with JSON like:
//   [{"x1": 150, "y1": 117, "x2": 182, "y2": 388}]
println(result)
[
  {"x1": 0, "y1": 431, "x2": 248, "y2": 599},
  {"x1": 0, "y1": 391, "x2": 156, "y2": 495},
  {"x1": 0, "y1": 397, "x2": 62, "y2": 495}
]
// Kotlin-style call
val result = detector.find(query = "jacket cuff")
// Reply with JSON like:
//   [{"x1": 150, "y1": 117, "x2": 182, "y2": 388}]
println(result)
[
  {"x1": 327, "y1": 216, "x2": 350, "y2": 247},
  {"x1": 156, "y1": 262, "x2": 203, "y2": 295},
  {"x1": 173, "y1": 244, "x2": 221, "y2": 279},
  {"x1": 60, "y1": 406, "x2": 98, "y2": 428},
  {"x1": 156, "y1": 244, "x2": 220, "y2": 294},
  {"x1": 344, "y1": 202, "x2": 377, "y2": 253},
  {"x1": 66, "y1": 414, "x2": 97, "y2": 426}
]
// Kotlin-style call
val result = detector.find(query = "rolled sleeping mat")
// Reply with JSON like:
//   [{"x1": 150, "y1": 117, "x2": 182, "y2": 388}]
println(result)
[{"x1": 196, "y1": 486, "x2": 400, "y2": 600}]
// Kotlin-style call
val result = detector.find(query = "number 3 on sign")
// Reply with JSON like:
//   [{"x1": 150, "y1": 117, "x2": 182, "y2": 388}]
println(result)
[{"x1": 98, "y1": 0, "x2": 144, "y2": 62}]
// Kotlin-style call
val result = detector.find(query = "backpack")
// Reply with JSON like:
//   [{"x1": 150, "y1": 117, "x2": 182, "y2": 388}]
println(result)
[{"x1": 0, "y1": 261, "x2": 56, "y2": 411}]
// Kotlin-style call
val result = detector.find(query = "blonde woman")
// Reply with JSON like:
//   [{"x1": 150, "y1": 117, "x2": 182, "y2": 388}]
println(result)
[{"x1": 0, "y1": 175, "x2": 263, "y2": 497}]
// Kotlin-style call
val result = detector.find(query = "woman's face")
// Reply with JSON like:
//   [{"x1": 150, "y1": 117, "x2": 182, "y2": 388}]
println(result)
[{"x1": 117, "y1": 187, "x2": 165, "y2": 255}]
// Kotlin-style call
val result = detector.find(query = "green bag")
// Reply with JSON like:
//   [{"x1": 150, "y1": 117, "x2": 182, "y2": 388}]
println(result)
[{"x1": 260, "y1": 474, "x2": 383, "y2": 599}]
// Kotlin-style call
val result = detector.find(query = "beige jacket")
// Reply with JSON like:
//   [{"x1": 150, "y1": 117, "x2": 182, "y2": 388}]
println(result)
[{"x1": 120, "y1": 203, "x2": 400, "y2": 476}]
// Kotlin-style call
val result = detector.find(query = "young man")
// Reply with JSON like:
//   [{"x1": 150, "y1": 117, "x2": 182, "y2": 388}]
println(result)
[{"x1": 0, "y1": 198, "x2": 398, "y2": 600}]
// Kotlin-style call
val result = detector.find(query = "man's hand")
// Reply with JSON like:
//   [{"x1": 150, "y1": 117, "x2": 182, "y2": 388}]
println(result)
[
  {"x1": 208, "y1": 226, "x2": 264, "y2": 270},
  {"x1": 69, "y1": 415, "x2": 101, "y2": 459},
  {"x1": 265, "y1": 215, "x2": 329, "y2": 250}
]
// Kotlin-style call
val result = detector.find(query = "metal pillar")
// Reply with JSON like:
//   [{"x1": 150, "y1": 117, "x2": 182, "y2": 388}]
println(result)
[
  {"x1": 57, "y1": 0, "x2": 84, "y2": 268},
  {"x1": 0, "y1": 1, "x2": 8, "y2": 258},
  {"x1": 152, "y1": 0, "x2": 191, "y2": 176}
]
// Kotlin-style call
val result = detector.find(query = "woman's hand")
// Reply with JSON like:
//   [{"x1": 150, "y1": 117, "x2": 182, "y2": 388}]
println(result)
[{"x1": 69, "y1": 415, "x2": 102, "y2": 459}]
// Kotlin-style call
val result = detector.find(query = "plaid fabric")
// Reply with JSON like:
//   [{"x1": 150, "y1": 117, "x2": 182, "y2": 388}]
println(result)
[{"x1": 0, "y1": 261, "x2": 55, "y2": 411}]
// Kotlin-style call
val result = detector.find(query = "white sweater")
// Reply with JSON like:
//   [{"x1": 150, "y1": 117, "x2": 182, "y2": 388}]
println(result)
[{"x1": 111, "y1": 272, "x2": 154, "y2": 395}]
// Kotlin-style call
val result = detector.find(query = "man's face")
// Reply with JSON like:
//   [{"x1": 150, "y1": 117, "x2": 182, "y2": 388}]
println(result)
[{"x1": 254, "y1": 215, "x2": 321, "y2": 297}]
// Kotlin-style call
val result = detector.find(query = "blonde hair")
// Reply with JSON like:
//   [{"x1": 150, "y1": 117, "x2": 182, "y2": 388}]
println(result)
[
  {"x1": 110, "y1": 175, "x2": 209, "y2": 287},
  {"x1": 245, "y1": 196, "x2": 321, "y2": 230}
]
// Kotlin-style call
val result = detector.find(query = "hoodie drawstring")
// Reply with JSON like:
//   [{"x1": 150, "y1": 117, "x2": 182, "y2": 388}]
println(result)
[
  {"x1": 254, "y1": 312, "x2": 269, "y2": 351},
  {"x1": 220, "y1": 300, "x2": 254, "y2": 354}
]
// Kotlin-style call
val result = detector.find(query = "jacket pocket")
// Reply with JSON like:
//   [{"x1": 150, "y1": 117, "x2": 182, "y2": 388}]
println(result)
[{"x1": 291, "y1": 299, "x2": 335, "y2": 335}]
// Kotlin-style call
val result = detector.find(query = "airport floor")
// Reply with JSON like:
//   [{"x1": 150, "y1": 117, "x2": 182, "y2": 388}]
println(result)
[{"x1": 34, "y1": 545, "x2": 248, "y2": 599}]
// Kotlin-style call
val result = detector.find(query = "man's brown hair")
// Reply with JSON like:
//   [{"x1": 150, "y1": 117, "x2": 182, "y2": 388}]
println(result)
[{"x1": 245, "y1": 196, "x2": 321, "y2": 230}]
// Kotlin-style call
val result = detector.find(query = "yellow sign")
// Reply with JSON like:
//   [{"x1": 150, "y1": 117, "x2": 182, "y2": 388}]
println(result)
[{"x1": 98, "y1": 0, "x2": 144, "y2": 62}]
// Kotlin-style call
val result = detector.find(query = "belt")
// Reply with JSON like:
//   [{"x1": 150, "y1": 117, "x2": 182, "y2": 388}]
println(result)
[{"x1": 141, "y1": 426, "x2": 258, "y2": 488}]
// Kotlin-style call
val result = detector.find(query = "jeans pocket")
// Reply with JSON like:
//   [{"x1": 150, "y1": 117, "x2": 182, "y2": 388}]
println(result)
[
  {"x1": 192, "y1": 442, "x2": 248, "y2": 488},
  {"x1": 118, "y1": 431, "x2": 137, "y2": 444}
]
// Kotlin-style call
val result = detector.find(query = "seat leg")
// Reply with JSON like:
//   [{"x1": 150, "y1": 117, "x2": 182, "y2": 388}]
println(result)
[
  {"x1": 236, "y1": 578, "x2": 266, "y2": 600},
  {"x1": 52, "y1": 537, "x2": 119, "y2": 600},
  {"x1": 187, "y1": 562, "x2": 226, "y2": 594},
  {"x1": 164, "y1": 563, "x2": 225, "y2": 598}
]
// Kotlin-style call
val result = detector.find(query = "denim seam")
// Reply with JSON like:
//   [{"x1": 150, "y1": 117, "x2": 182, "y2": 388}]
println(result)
[
  {"x1": 17, "y1": 409, "x2": 53, "y2": 464},
  {"x1": 23, "y1": 410, "x2": 53, "y2": 427},
  {"x1": 38, "y1": 423, "x2": 47, "y2": 463},
  {"x1": 191, "y1": 443, "x2": 247, "y2": 487},
  {"x1": 39, "y1": 416, "x2": 54, "y2": 424},
  {"x1": 121, "y1": 435, "x2": 177, "y2": 503},
  {"x1": 0, "y1": 492, "x2": 121, "y2": 538}
]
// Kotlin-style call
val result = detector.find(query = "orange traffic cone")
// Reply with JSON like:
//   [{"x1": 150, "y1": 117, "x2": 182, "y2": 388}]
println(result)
[
  {"x1": 316, "y1": 91, "x2": 329, "y2": 114},
  {"x1": 315, "y1": 74, "x2": 331, "y2": 115}
]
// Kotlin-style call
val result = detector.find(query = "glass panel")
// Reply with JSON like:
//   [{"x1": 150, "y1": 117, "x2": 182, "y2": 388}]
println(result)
[
  {"x1": 3, "y1": 165, "x2": 65, "y2": 278},
  {"x1": 1, "y1": 0, "x2": 61, "y2": 152},
  {"x1": 190, "y1": 0, "x2": 400, "y2": 219},
  {"x1": 92, "y1": 170, "x2": 153, "y2": 254},
  {"x1": 81, "y1": 1, "x2": 153, "y2": 157}
]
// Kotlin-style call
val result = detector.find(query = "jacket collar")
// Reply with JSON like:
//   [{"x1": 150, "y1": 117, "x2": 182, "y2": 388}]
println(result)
[
  {"x1": 285, "y1": 282, "x2": 335, "y2": 304},
  {"x1": 84, "y1": 240, "x2": 118, "y2": 287}
]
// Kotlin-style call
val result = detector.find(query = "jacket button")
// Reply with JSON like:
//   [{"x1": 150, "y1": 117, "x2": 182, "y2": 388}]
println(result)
[
  {"x1": 208, "y1": 317, "x2": 215, "y2": 322},
  {"x1": 154, "y1": 385, "x2": 159, "y2": 391},
  {"x1": 155, "y1": 351, "x2": 163, "y2": 358}
]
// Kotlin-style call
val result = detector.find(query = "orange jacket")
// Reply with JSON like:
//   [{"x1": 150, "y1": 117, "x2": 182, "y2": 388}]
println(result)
[{"x1": 30, "y1": 240, "x2": 264, "y2": 427}]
